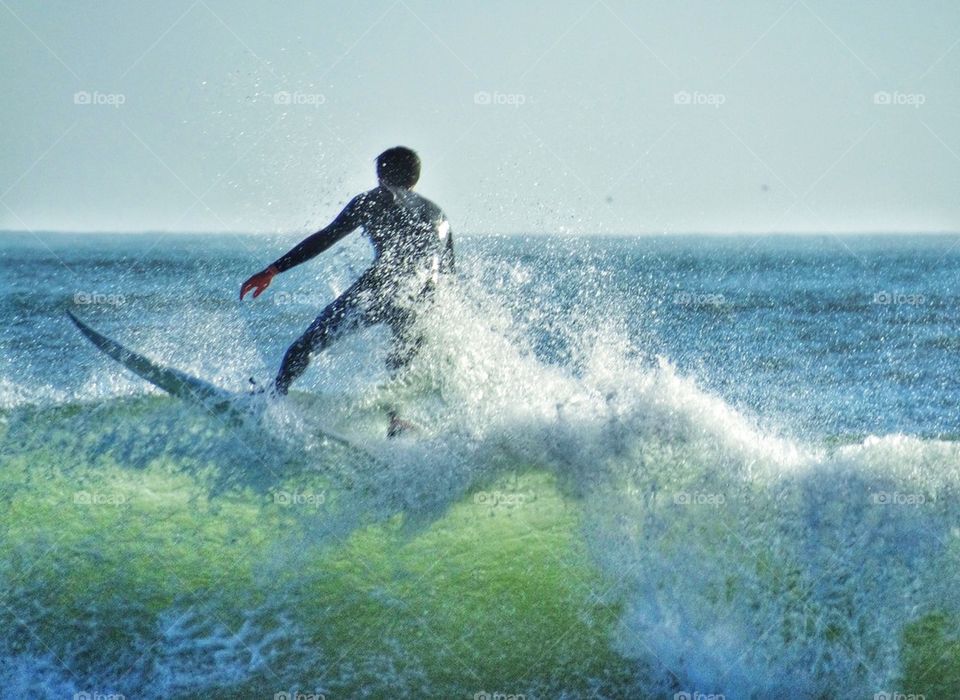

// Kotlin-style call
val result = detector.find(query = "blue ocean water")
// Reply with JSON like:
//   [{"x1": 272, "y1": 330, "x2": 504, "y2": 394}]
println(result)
[
  {"x1": 2, "y1": 232, "x2": 960, "y2": 698},
  {"x1": 4, "y1": 232, "x2": 960, "y2": 438}
]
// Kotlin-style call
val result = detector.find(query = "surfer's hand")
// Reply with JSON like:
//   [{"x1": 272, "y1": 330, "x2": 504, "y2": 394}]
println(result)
[{"x1": 240, "y1": 266, "x2": 278, "y2": 300}]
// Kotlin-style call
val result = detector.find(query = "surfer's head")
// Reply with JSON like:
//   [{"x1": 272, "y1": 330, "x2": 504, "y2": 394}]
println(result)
[{"x1": 376, "y1": 146, "x2": 420, "y2": 189}]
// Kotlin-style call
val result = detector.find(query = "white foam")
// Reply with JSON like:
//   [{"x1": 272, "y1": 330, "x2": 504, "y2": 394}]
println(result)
[{"x1": 379, "y1": 278, "x2": 960, "y2": 696}]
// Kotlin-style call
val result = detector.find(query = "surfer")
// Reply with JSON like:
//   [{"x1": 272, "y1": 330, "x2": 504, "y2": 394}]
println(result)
[{"x1": 239, "y1": 146, "x2": 455, "y2": 413}]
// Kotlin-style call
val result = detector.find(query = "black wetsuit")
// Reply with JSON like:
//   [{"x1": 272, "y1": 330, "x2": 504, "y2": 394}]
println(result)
[{"x1": 272, "y1": 185, "x2": 454, "y2": 394}]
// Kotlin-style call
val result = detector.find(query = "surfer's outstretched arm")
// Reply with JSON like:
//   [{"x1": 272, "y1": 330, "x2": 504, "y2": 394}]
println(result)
[
  {"x1": 270, "y1": 195, "x2": 365, "y2": 272},
  {"x1": 240, "y1": 195, "x2": 364, "y2": 300}
]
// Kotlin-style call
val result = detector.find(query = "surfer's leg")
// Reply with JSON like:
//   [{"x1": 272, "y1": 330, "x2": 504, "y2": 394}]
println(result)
[
  {"x1": 274, "y1": 288, "x2": 365, "y2": 395},
  {"x1": 383, "y1": 303, "x2": 422, "y2": 374},
  {"x1": 382, "y1": 307, "x2": 430, "y2": 438},
  {"x1": 383, "y1": 281, "x2": 435, "y2": 375}
]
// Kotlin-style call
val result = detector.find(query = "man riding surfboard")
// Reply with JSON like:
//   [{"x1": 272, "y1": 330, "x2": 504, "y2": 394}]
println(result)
[{"x1": 240, "y1": 147, "x2": 455, "y2": 432}]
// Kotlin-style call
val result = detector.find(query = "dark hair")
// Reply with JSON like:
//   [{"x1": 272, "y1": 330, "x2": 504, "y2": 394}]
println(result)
[{"x1": 376, "y1": 146, "x2": 420, "y2": 188}]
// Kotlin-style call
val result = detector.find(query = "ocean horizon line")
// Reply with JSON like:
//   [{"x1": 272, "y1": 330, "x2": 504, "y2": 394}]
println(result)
[{"x1": 3, "y1": 229, "x2": 959, "y2": 238}]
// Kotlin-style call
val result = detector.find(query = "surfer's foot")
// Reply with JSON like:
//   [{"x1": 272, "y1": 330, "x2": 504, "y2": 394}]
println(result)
[
  {"x1": 386, "y1": 410, "x2": 417, "y2": 439},
  {"x1": 249, "y1": 378, "x2": 287, "y2": 400}
]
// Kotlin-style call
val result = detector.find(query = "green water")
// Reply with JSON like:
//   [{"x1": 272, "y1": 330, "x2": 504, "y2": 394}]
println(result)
[
  {"x1": 3, "y1": 398, "x2": 960, "y2": 698},
  {"x1": 1, "y1": 400, "x2": 639, "y2": 697}
]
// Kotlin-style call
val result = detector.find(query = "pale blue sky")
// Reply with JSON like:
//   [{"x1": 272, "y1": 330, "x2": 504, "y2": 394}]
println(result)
[{"x1": 2, "y1": 0, "x2": 959, "y2": 234}]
